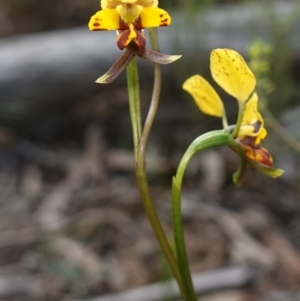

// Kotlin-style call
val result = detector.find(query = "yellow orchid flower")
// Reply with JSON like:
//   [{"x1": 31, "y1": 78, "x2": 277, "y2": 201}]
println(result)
[
  {"x1": 210, "y1": 48, "x2": 256, "y2": 103},
  {"x1": 236, "y1": 92, "x2": 272, "y2": 167},
  {"x1": 89, "y1": 0, "x2": 171, "y2": 50},
  {"x1": 183, "y1": 48, "x2": 283, "y2": 178}
]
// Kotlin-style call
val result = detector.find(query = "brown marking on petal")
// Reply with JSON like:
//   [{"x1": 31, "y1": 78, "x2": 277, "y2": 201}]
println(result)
[
  {"x1": 134, "y1": 30, "x2": 146, "y2": 50},
  {"x1": 92, "y1": 28, "x2": 106, "y2": 31},
  {"x1": 117, "y1": 27, "x2": 145, "y2": 50},
  {"x1": 160, "y1": 20, "x2": 169, "y2": 26},
  {"x1": 240, "y1": 136, "x2": 256, "y2": 147},
  {"x1": 119, "y1": 18, "x2": 128, "y2": 30},
  {"x1": 93, "y1": 22, "x2": 100, "y2": 27},
  {"x1": 95, "y1": 18, "x2": 100, "y2": 21},
  {"x1": 245, "y1": 146, "x2": 273, "y2": 167},
  {"x1": 135, "y1": 16, "x2": 143, "y2": 29},
  {"x1": 117, "y1": 30, "x2": 130, "y2": 50}
]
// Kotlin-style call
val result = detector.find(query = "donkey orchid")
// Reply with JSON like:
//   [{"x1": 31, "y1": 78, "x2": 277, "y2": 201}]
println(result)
[
  {"x1": 89, "y1": 0, "x2": 171, "y2": 50},
  {"x1": 183, "y1": 48, "x2": 283, "y2": 182}
]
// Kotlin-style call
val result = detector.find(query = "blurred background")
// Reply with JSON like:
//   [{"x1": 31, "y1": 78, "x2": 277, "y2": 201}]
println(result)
[{"x1": 0, "y1": 0, "x2": 300, "y2": 300}]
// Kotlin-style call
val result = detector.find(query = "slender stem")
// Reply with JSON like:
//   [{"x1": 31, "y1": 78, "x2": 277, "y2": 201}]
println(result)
[
  {"x1": 231, "y1": 101, "x2": 245, "y2": 139},
  {"x1": 231, "y1": 90, "x2": 257, "y2": 139},
  {"x1": 126, "y1": 58, "x2": 142, "y2": 159},
  {"x1": 221, "y1": 108, "x2": 229, "y2": 130},
  {"x1": 172, "y1": 157, "x2": 198, "y2": 301},
  {"x1": 172, "y1": 131, "x2": 231, "y2": 301},
  {"x1": 230, "y1": 142, "x2": 247, "y2": 186},
  {"x1": 126, "y1": 38, "x2": 183, "y2": 292},
  {"x1": 135, "y1": 164, "x2": 183, "y2": 290},
  {"x1": 139, "y1": 29, "x2": 162, "y2": 150}
]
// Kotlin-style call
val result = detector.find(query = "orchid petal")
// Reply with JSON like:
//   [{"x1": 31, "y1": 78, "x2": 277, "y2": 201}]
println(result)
[
  {"x1": 183, "y1": 75, "x2": 224, "y2": 117},
  {"x1": 138, "y1": 7, "x2": 171, "y2": 28},
  {"x1": 95, "y1": 49, "x2": 135, "y2": 84},
  {"x1": 88, "y1": 9, "x2": 121, "y2": 31},
  {"x1": 210, "y1": 49, "x2": 256, "y2": 103},
  {"x1": 248, "y1": 159, "x2": 284, "y2": 178},
  {"x1": 128, "y1": 46, "x2": 181, "y2": 64},
  {"x1": 238, "y1": 93, "x2": 265, "y2": 139}
]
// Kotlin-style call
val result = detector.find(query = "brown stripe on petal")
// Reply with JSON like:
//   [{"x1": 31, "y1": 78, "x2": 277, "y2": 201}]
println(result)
[
  {"x1": 160, "y1": 18, "x2": 169, "y2": 26},
  {"x1": 245, "y1": 146, "x2": 273, "y2": 167},
  {"x1": 119, "y1": 18, "x2": 128, "y2": 30},
  {"x1": 90, "y1": 20, "x2": 107, "y2": 31},
  {"x1": 117, "y1": 27, "x2": 145, "y2": 51},
  {"x1": 240, "y1": 136, "x2": 256, "y2": 147},
  {"x1": 117, "y1": 30, "x2": 131, "y2": 50},
  {"x1": 134, "y1": 30, "x2": 146, "y2": 50},
  {"x1": 159, "y1": 11, "x2": 170, "y2": 26},
  {"x1": 135, "y1": 16, "x2": 143, "y2": 29}
]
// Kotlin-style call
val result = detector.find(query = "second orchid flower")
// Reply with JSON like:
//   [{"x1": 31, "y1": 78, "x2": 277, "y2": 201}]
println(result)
[{"x1": 183, "y1": 48, "x2": 283, "y2": 184}]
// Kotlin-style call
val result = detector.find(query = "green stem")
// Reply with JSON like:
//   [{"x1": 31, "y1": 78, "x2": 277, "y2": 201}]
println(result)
[
  {"x1": 139, "y1": 29, "x2": 162, "y2": 151},
  {"x1": 126, "y1": 58, "x2": 142, "y2": 159},
  {"x1": 221, "y1": 108, "x2": 229, "y2": 130},
  {"x1": 126, "y1": 43, "x2": 183, "y2": 292},
  {"x1": 172, "y1": 130, "x2": 231, "y2": 301},
  {"x1": 231, "y1": 89, "x2": 257, "y2": 139},
  {"x1": 230, "y1": 142, "x2": 247, "y2": 186},
  {"x1": 231, "y1": 101, "x2": 245, "y2": 139}
]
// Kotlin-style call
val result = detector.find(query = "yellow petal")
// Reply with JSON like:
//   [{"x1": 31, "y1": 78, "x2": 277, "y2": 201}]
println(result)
[
  {"x1": 254, "y1": 127, "x2": 267, "y2": 145},
  {"x1": 138, "y1": 7, "x2": 171, "y2": 28},
  {"x1": 238, "y1": 93, "x2": 264, "y2": 138},
  {"x1": 88, "y1": 9, "x2": 120, "y2": 30},
  {"x1": 182, "y1": 75, "x2": 224, "y2": 117},
  {"x1": 210, "y1": 49, "x2": 256, "y2": 103},
  {"x1": 101, "y1": 0, "x2": 158, "y2": 9}
]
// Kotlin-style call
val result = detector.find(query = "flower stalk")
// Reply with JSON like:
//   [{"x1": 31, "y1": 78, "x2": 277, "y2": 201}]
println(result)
[
  {"x1": 172, "y1": 131, "x2": 231, "y2": 301},
  {"x1": 126, "y1": 58, "x2": 141, "y2": 159},
  {"x1": 126, "y1": 30, "x2": 184, "y2": 296}
]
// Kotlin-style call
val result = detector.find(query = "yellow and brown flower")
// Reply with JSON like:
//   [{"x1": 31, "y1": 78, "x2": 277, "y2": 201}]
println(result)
[
  {"x1": 89, "y1": 0, "x2": 171, "y2": 50},
  {"x1": 182, "y1": 48, "x2": 283, "y2": 180}
]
